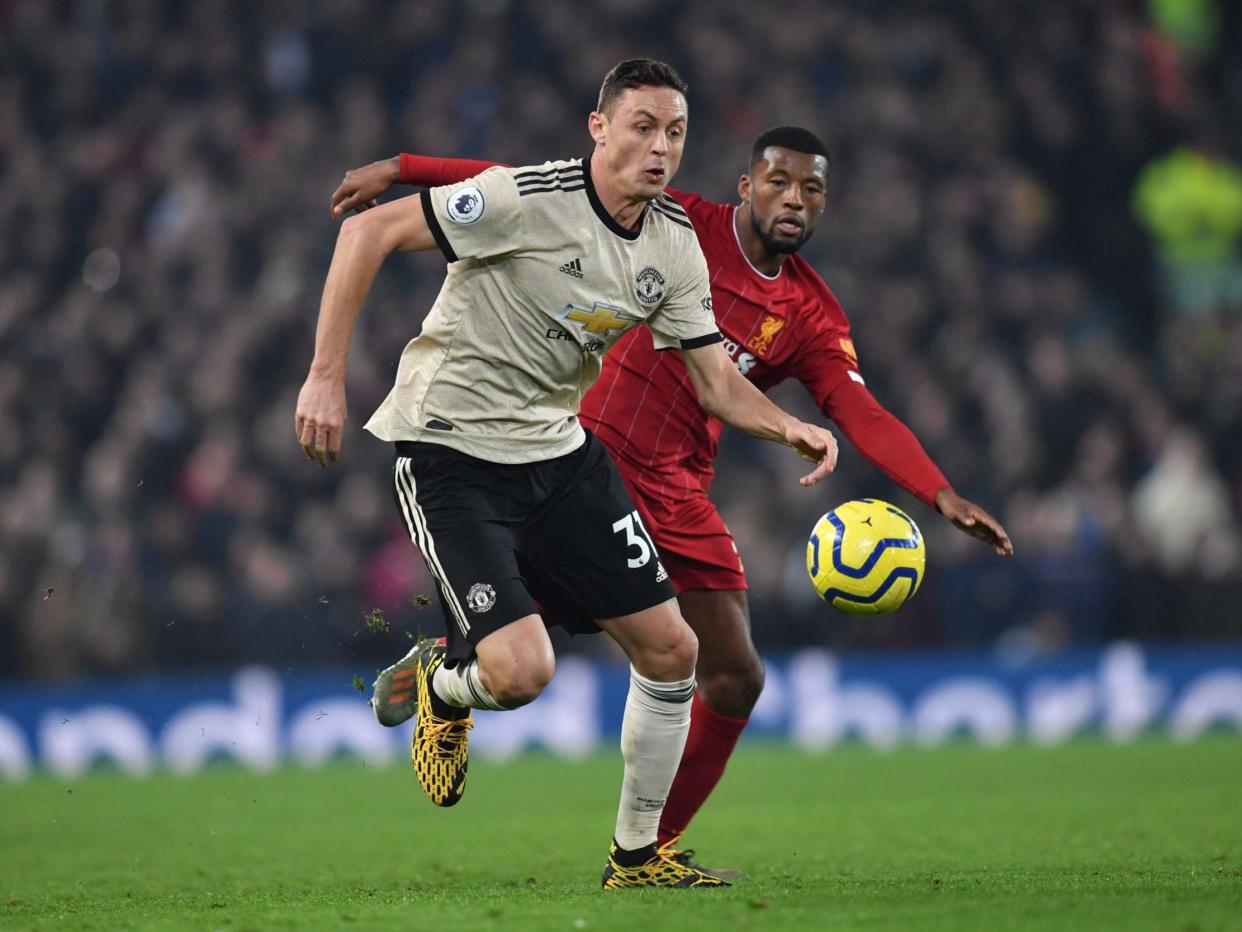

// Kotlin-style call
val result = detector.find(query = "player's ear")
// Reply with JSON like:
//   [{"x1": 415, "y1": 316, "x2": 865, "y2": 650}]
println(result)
[
  {"x1": 738, "y1": 173, "x2": 752, "y2": 203},
  {"x1": 588, "y1": 111, "x2": 607, "y2": 146}
]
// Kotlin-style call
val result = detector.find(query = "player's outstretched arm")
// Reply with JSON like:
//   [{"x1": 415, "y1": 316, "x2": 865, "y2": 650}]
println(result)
[
  {"x1": 331, "y1": 155, "x2": 504, "y2": 217},
  {"x1": 681, "y1": 342, "x2": 839, "y2": 486},
  {"x1": 295, "y1": 195, "x2": 439, "y2": 467},
  {"x1": 821, "y1": 377, "x2": 1014, "y2": 556},
  {"x1": 332, "y1": 153, "x2": 693, "y2": 218}
]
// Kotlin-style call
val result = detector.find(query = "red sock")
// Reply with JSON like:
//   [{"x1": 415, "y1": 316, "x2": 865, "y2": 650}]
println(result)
[{"x1": 657, "y1": 692, "x2": 748, "y2": 846}]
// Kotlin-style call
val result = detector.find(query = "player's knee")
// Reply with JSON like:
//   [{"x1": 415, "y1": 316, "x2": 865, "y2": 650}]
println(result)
[
  {"x1": 488, "y1": 665, "x2": 554, "y2": 708},
  {"x1": 634, "y1": 619, "x2": 698, "y2": 681},
  {"x1": 671, "y1": 622, "x2": 699, "y2": 674},
  {"x1": 480, "y1": 651, "x2": 555, "y2": 708}
]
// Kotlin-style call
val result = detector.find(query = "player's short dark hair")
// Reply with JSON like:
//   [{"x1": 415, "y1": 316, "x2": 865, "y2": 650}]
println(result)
[
  {"x1": 750, "y1": 126, "x2": 831, "y2": 171},
  {"x1": 597, "y1": 59, "x2": 688, "y2": 115}
]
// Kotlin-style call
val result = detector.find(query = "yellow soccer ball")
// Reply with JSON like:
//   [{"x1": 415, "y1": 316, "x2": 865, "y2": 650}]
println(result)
[{"x1": 806, "y1": 499, "x2": 925, "y2": 615}]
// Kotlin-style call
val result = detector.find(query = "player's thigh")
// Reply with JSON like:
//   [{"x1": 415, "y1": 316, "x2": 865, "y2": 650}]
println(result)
[
  {"x1": 393, "y1": 452, "x2": 539, "y2": 662},
  {"x1": 519, "y1": 434, "x2": 675, "y2": 623},
  {"x1": 617, "y1": 467, "x2": 748, "y2": 593},
  {"x1": 676, "y1": 588, "x2": 760, "y2": 681}
]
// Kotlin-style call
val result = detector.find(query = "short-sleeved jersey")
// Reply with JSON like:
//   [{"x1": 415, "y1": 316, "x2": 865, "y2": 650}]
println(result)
[
  {"x1": 581, "y1": 191, "x2": 860, "y2": 478},
  {"x1": 364, "y1": 159, "x2": 721, "y2": 464}
]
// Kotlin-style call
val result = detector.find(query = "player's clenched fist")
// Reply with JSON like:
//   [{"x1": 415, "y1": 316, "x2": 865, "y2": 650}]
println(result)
[
  {"x1": 295, "y1": 373, "x2": 347, "y2": 467},
  {"x1": 784, "y1": 422, "x2": 839, "y2": 487}
]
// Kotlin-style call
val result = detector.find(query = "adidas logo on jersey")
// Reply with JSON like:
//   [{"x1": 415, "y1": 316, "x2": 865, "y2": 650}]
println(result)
[{"x1": 559, "y1": 258, "x2": 584, "y2": 278}]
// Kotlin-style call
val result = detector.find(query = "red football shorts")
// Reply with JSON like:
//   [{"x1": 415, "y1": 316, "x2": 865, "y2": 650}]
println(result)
[{"x1": 614, "y1": 460, "x2": 747, "y2": 592}]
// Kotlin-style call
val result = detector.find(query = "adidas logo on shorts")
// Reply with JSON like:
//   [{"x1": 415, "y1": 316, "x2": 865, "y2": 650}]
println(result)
[{"x1": 559, "y1": 258, "x2": 584, "y2": 278}]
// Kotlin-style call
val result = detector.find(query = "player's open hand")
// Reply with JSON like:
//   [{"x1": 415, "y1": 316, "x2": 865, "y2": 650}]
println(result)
[
  {"x1": 295, "y1": 372, "x2": 347, "y2": 467},
  {"x1": 784, "y1": 422, "x2": 839, "y2": 487},
  {"x1": 934, "y1": 489, "x2": 1014, "y2": 556},
  {"x1": 331, "y1": 157, "x2": 400, "y2": 217}
]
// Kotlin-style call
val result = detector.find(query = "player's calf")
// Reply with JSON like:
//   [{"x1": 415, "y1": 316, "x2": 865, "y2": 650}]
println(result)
[
  {"x1": 678, "y1": 588, "x2": 764, "y2": 718},
  {"x1": 695, "y1": 657, "x2": 765, "y2": 719}
]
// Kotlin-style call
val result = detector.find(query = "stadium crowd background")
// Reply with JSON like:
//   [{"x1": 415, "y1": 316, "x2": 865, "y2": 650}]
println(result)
[{"x1": 1, "y1": 0, "x2": 1240, "y2": 680}]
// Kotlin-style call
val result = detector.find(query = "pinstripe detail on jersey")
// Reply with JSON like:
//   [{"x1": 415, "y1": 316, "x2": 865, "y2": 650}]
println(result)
[
  {"x1": 515, "y1": 163, "x2": 585, "y2": 197},
  {"x1": 513, "y1": 161, "x2": 584, "y2": 180},
  {"x1": 656, "y1": 193, "x2": 690, "y2": 217},
  {"x1": 651, "y1": 200, "x2": 694, "y2": 229},
  {"x1": 518, "y1": 182, "x2": 586, "y2": 197},
  {"x1": 613, "y1": 333, "x2": 662, "y2": 456}
]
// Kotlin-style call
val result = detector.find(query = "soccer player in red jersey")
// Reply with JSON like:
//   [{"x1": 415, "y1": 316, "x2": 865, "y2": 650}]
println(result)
[{"x1": 332, "y1": 126, "x2": 1013, "y2": 874}]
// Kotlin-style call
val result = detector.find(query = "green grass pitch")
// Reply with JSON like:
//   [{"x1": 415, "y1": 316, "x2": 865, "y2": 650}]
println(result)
[{"x1": 3, "y1": 738, "x2": 1240, "y2": 930}]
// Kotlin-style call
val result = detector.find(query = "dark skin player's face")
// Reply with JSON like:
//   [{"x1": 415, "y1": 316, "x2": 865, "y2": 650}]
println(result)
[{"x1": 739, "y1": 147, "x2": 829, "y2": 257}]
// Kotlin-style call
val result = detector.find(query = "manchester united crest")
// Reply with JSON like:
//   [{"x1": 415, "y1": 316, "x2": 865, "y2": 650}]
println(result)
[
  {"x1": 635, "y1": 267, "x2": 666, "y2": 305},
  {"x1": 466, "y1": 582, "x2": 496, "y2": 613}
]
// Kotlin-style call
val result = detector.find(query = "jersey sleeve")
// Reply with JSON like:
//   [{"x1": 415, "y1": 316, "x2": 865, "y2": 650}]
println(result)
[
  {"x1": 791, "y1": 322, "x2": 863, "y2": 407},
  {"x1": 823, "y1": 378, "x2": 951, "y2": 506},
  {"x1": 645, "y1": 242, "x2": 722, "y2": 351},
  {"x1": 399, "y1": 154, "x2": 506, "y2": 187},
  {"x1": 419, "y1": 166, "x2": 523, "y2": 263}
]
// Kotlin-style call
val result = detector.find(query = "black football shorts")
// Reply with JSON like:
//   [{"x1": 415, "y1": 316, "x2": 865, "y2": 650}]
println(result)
[{"x1": 392, "y1": 430, "x2": 675, "y2": 664}]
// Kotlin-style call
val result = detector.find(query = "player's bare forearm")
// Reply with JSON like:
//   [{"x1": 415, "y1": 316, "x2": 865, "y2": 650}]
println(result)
[
  {"x1": 294, "y1": 217, "x2": 386, "y2": 466},
  {"x1": 683, "y1": 343, "x2": 838, "y2": 485},
  {"x1": 309, "y1": 215, "x2": 390, "y2": 377},
  {"x1": 296, "y1": 196, "x2": 437, "y2": 466},
  {"x1": 704, "y1": 364, "x2": 796, "y2": 442},
  {"x1": 314, "y1": 196, "x2": 437, "y2": 375}
]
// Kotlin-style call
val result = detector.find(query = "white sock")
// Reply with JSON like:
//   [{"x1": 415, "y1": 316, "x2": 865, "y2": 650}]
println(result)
[
  {"x1": 613, "y1": 666, "x2": 695, "y2": 851},
  {"x1": 432, "y1": 659, "x2": 507, "y2": 711}
]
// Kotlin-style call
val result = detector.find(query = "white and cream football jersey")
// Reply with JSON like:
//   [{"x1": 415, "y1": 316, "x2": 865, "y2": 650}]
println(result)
[{"x1": 364, "y1": 158, "x2": 721, "y2": 464}]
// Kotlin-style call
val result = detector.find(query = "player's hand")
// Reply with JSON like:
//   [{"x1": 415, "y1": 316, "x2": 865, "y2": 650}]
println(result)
[
  {"x1": 331, "y1": 156, "x2": 400, "y2": 217},
  {"x1": 295, "y1": 372, "x2": 347, "y2": 467},
  {"x1": 784, "y1": 422, "x2": 839, "y2": 487},
  {"x1": 935, "y1": 489, "x2": 1014, "y2": 556}
]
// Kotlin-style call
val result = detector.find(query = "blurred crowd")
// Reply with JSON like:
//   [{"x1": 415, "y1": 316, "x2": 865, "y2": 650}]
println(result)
[{"x1": 2, "y1": 0, "x2": 1240, "y2": 680}]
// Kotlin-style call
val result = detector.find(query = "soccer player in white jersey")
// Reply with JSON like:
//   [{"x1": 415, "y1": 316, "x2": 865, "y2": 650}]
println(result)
[{"x1": 294, "y1": 59, "x2": 838, "y2": 888}]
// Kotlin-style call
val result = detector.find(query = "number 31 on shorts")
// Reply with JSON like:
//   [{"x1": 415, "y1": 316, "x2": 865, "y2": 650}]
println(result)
[{"x1": 612, "y1": 510, "x2": 657, "y2": 569}]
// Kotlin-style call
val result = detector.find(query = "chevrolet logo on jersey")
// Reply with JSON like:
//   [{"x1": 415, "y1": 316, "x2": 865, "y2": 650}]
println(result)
[{"x1": 559, "y1": 302, "x2": 641, "y2": 338}]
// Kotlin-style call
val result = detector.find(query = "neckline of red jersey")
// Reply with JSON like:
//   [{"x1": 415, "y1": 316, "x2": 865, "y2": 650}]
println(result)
[{"x1": 731, "y1": 206, "x2": 783, "y2": 282}]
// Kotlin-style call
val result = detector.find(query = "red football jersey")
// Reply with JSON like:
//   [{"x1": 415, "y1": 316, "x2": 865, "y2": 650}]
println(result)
[
  {"x1": 394, "y1": 155, "x2": 950, "y2": 507},
  {"x1": 582, "y1": 190, "x2": 860, "y2": 478}
]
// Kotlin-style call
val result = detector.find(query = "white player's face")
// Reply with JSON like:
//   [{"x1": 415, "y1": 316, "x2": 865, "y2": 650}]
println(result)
[{"x1": 591, "y1": 86, "x2": 687, "y2": 200}]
